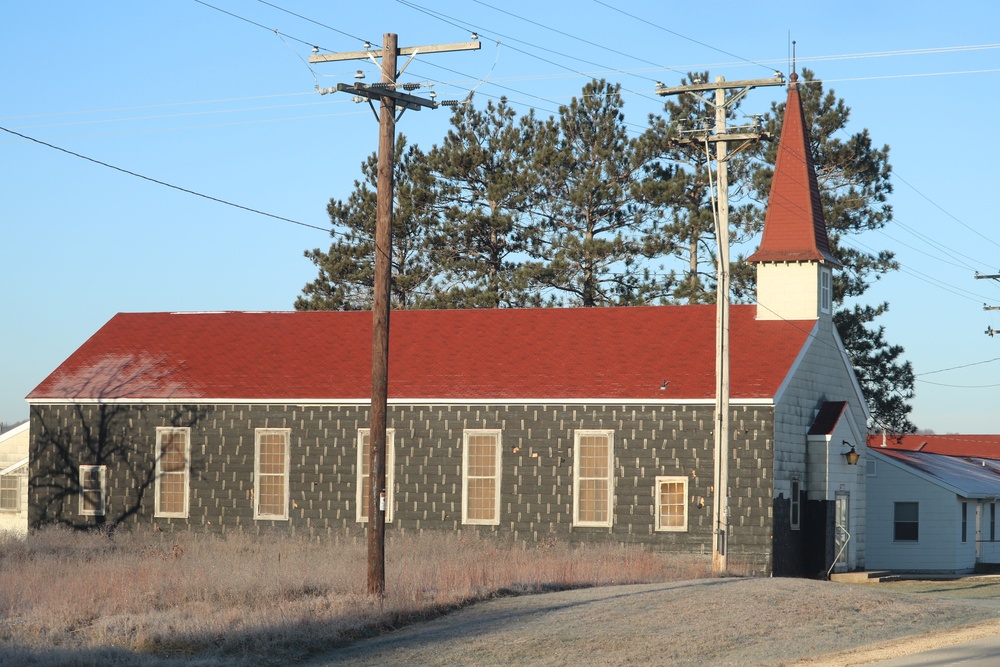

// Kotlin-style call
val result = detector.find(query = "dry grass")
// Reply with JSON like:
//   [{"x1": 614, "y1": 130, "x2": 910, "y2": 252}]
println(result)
[{"x1": 0, "y1": 528, "x2": 712, "y2": 666}]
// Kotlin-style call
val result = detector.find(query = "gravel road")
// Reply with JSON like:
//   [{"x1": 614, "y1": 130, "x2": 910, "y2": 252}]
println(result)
[{"x1": 303, "y1": 577, "x2": 1000, "y2": 666}]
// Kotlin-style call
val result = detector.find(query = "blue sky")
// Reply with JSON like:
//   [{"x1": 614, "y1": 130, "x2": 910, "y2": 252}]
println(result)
[{"x1": 3, "y1": 1, "x2": 1000, "y2": 433}]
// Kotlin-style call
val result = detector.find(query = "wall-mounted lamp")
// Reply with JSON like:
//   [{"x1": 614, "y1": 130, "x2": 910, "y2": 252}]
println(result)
[{"x1": 843, "y1": 440, "x2": 860, "y2": 466}]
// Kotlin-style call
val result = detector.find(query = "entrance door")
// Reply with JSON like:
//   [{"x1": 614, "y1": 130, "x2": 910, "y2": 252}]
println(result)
[{"x1": 834, "y1": 492, "x2": 850, "y2": 572}]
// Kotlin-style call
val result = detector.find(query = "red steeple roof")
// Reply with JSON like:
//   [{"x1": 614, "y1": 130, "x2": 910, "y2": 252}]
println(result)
[{"x1": 747, "y1": 74, "x2": 840, "y2": 266}]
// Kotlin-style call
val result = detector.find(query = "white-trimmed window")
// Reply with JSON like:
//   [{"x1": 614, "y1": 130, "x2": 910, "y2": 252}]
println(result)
[
  {"x1": 254, "y1": 428, "x2": 290, "y2": 520},
  {"x1": 819, "y1": 267, "x2": 832, "y2": 314},
  {"x1": 0, "y1": 475, "x2": 19, "y2": 512},
  {"x1": 79, "y1": 465, "x2": 107, "y2": 517},
  {"x1": 462, "y1": 429, "x2": 502, "y2": 525},
  {"x1": 573, "y1": 430, "x2": 614, "y2": 527},
  {"x1": 357, "y1": 428, "x2": 395, "y2": 523},
  {"x1": 790, "y1": 479, "x2": 801, "y2": 531},
  {"x1": 655, "y1": 476, "x2": 688, "y2": 532},
  {"x1": 155, "y1": 427, "x2": 190, "y2": 518},
  {"x1": 894, "y1": 501, "x2": 919, "y2": 542}
]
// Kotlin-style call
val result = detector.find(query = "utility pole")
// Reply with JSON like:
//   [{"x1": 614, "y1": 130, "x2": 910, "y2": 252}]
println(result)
[
  {"x1": 310, "y1": 33, "x2": 479, "y2": 598},
  {"x1": 975, "y1": 272, "x2": 1000, "y2": 336},
  {"x1": 656, "y1": 74, "x2": 784, "y2": 575}
]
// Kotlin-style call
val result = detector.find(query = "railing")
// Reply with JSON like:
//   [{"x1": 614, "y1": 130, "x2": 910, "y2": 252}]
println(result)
[{"x1": 827, "y1": 524, "x2": 852, "y2": 580}]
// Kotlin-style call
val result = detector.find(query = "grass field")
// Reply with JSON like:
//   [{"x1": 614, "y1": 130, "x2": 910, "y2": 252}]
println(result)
[{"x1": 0, "y1": 527, "x2": 715, "y2": 666}]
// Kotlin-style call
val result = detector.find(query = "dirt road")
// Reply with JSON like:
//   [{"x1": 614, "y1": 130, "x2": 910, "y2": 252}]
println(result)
[{"x1": 304, "y1": 577, "x2": 1000, "y2": 666}]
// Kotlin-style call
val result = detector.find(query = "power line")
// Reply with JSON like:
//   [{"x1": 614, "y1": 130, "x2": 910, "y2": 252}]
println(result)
[
  {"x1": 392, "y1": 0, "x2": 668, "y2": 114},
  {"x1": 470, "y1": 0, "x2": 685, "y2": 78},
  {"x1": 193, "y1": 0, "x2": 328, "y2": 51},
  {"x1": 916, "y1": 357, "x2": 1000, "y2": 377},
  {"x1": 0, "y1": 125, "x2": 329, "y2": 233},
  {"x1": 589, "y1": 0, "x2": 781, "y2": 77},
  {"x1": 256, "y1": 0, "x2": 376, "y2": 47}
]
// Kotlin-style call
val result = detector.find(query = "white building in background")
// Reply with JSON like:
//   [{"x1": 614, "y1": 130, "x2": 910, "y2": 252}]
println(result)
[{"x1": 0, "y1": 422, "x2": 29, "y2": 535}]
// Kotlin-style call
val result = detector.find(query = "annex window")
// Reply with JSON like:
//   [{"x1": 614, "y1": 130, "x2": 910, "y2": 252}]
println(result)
[
  {"x1": 79, "y1": 465, "x2": 107, "y2": 517},
  {"x1": 155, "y1": 427, "x2": 190, "y2": 518},
  {"x1": 357, "y1": 428, "x2": 395, "y2": 523},
  {"x1": 961, "y1": 502, "x2": 968, "y2": 543},
  {"x1": 654, "y1": 476, "x2": 688, "y2": 532},
  {"x1": 0, "y1": 475, "x2": 19, "y2": 512},
  {"x1": 893, "y1": 501, "x2": 919, "y2": 542},
  {"x1": 573, "y1": 430, "x2": 614, "y2": 527},
  {"x1": 462, "y1": 430, "x2": 502, "y2": 525},
  {"x1": 254, "y1": 429, "x2": 290, "y2": 520},
  {"x1": 819, "y1": 267, "x2": 832, "y2": 314},
  {"x1": 992, "y1": 503, "x2": 996, "y2": 542},
  {"x1": 789, "y1": 479, "x2": 801, "y2": 531}
]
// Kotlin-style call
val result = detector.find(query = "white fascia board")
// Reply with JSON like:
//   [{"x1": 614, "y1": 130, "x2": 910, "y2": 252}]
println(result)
[
  {"x1": 0, "y1": 421, "x2": 29, "y2": 443},
  {"x1": 0, "y1": 457, "x2": 28, "y2": 476},
  {"x1": 27, "y1": 397, "x2": 776, "y2": 407},
  {"x1": 832, "y1": 325, "x2": 872, "y2": 423}
]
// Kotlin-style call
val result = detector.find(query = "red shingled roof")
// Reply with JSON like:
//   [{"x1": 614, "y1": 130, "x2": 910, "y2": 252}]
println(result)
[
  {"x1": 28, "y1": 306, "x2": 814, "y2": 403},
  {"x1": 747, "y1": 74, "x2": 840, "y2": 266},
  {"x1": 868, "y1": 434, "x2": 1000, "y2": 461}
]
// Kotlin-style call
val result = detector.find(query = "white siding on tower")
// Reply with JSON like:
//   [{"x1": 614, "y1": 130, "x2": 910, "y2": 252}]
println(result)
[
  {"x1": 756, "y1": 262, "x2": 823, "y2": 321},
  {"x1": 771, "y1": 318, "x2": 870, "y2": 570}
]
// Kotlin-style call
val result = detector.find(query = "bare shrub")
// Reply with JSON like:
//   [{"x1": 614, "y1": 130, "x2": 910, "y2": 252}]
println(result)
[{"x1": 0, "y1": 527, "x2": 712, "y2": 665}]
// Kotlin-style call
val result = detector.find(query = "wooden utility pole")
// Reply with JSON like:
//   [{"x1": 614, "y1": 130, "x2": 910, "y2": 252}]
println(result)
[
  {"x1": 976, "y1": 273, "x2": 1000, "y2": 335},
  {"x1": 656, "y1": 74, "x2": 784, "y2": 575},
  {"x1": 310, "y1": 33, "x2": 479, "y2": 599}
]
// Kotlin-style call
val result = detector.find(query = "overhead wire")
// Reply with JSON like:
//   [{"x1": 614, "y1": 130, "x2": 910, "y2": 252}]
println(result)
[
  {"x1": 0, "y1": 125, "x2": 330, "y2": 234},
  {"x1": 469, "y1": 0, "x2": 687, "y2": 78},
  {"x1": 589, "y1": 0, "x2": 782, "y2": 77},
  {"x1": 391, "y1": 0, "x2": 670, "y2": 122},
  {"x1": 193, "y1": 0, "x2": 329, "y2": 52}
]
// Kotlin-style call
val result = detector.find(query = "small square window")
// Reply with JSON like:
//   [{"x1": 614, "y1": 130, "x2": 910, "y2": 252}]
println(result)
[
  {"x1": 655, "y1": 476, "x2": 688, "y2": 532},
  {"x1": 0, "y1": 475, "x2": 20, "y2": 512}
]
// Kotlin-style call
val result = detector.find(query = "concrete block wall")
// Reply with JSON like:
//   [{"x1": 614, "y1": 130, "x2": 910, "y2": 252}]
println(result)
[{"x1": 30, "y1": 402, "x2": 775, "y2": 565}]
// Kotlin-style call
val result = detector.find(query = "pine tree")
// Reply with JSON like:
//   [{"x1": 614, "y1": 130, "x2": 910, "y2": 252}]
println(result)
[
  {"x1": 638, "y1": 71, "x2": 743, "y2": 304},
  {"x1": 527, "y1": 79, "x2": 673, "y2": 306},
  {"x1": 423, "y1": 98, "x2": 543, "y2": 308},
  {"x1": 295, "y1": 136, "x2": 440, "y2": 311}
]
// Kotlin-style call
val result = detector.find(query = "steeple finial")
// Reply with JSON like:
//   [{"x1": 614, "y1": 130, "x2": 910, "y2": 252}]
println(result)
[{"x1": 790, "y1": 41, "x2": 798, "y2": 86}]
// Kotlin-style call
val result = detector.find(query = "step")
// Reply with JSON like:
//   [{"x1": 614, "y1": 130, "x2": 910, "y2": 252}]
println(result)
[{"x1": 829, "y1": 570, "x2": 894, "y2": 584}]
